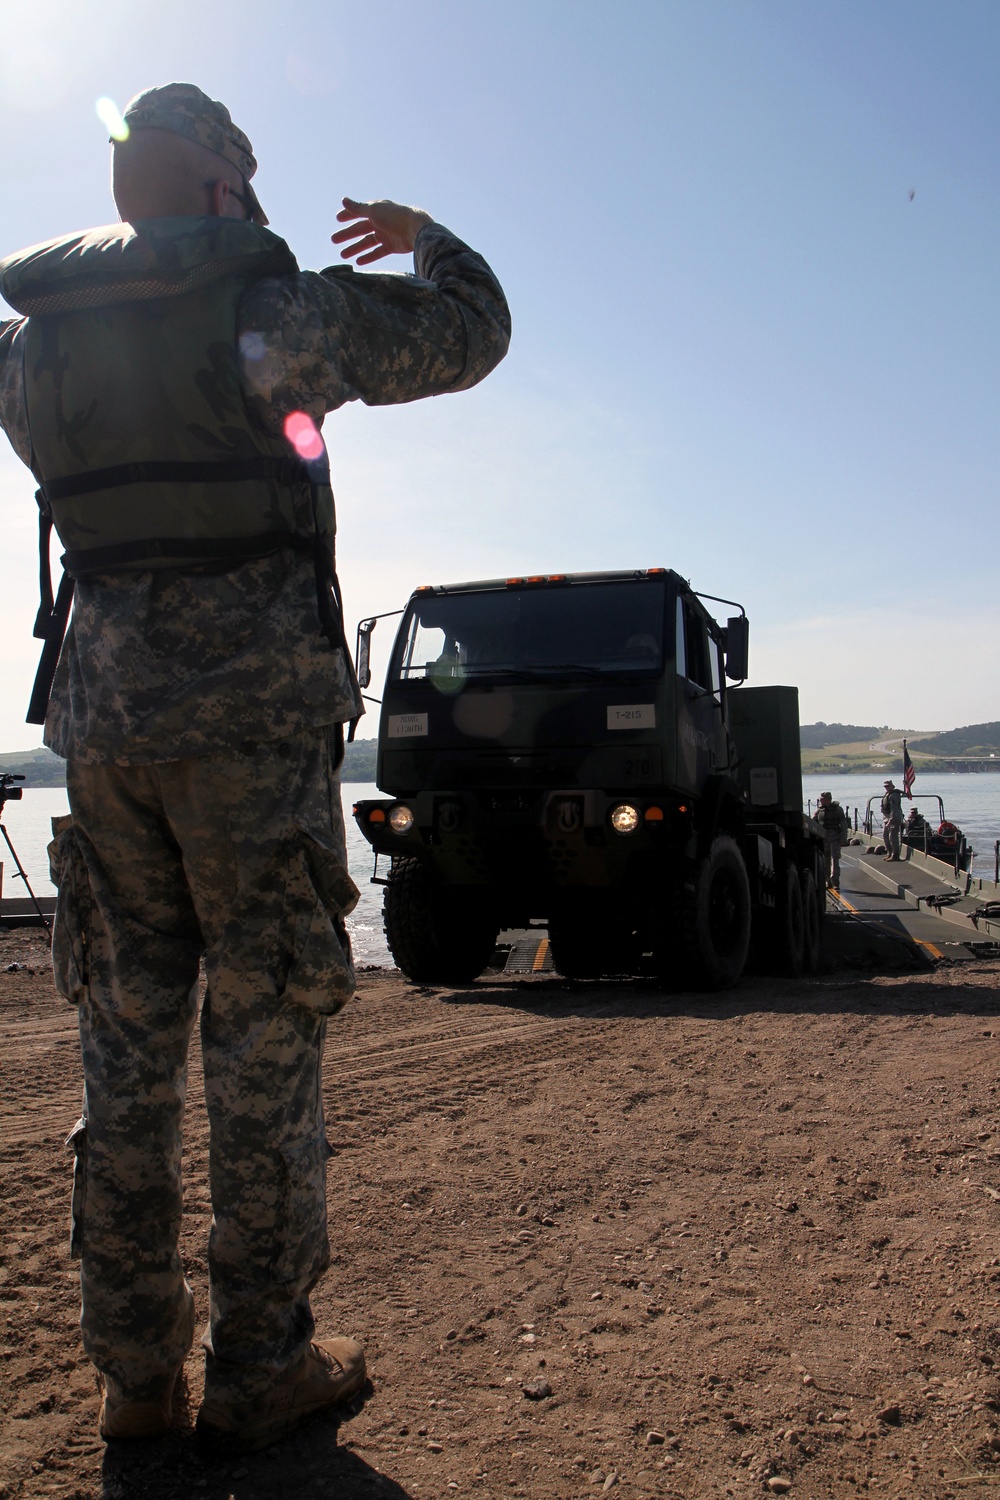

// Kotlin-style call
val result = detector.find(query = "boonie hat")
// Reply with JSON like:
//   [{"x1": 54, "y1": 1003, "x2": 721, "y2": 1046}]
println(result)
[{"x1": 120, "y1": 82, "x2": 268, "y2": 225}]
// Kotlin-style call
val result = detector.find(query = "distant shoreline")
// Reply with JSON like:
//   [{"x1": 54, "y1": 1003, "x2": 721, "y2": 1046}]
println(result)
[
  {"x1": 3, "y1": 730, "x2": 998, "y2": 788},
  {"x1": 0, "y1": 739, "x2": 380, "y2": 789},
  {"x1": 803, "y1": 761, "x2": 1000, "y2": 776}
]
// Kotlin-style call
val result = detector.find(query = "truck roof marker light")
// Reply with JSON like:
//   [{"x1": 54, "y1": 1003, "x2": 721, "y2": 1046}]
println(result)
[
  {"x1": 505, "y1": 577, "x2": 524, "y2": 587},
  {"x1": 368, "y1": 808, "x2": 386, "y2": 824},
  {"x1": 644, "y1": 806, "x2": 664, "y2": 821},
  {"x1": 526, "y1": 575, "x2": 546, "y2": 584},
  {"x1": 646, "y1": 567, "x2": 666, "y2": 575},
  {"x1": 548, "y1": 573, "x2": 566, "y2": 582},
  {"x1": 415, "y1": 585, "x2": 432, "y2": 593}
]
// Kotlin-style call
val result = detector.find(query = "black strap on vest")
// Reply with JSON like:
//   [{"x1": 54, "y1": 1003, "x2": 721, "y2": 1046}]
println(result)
[
  {"x1": 33, "y1": 492, "x2": 55, "y2": 639},
  {"x1": 38, "y1": 454, "x2": 312, "y2": 503},
  {"x1": 26, "y1": 453, "x2": 350, "y2": 727},
  {"x1": 27, "y1": 570, "x2": 75, "y2": 726},
  {"x1": 63, "y1": 530, "x2": 314, "y2": 574}
]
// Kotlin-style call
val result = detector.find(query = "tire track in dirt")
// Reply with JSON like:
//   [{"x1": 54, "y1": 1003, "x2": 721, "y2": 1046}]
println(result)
[
  {"x1": 8, "y1": 939, "x2": 1000, "y2": 1499},
  {"x1": 0, "y1": 995, "x2": 81, "y2": 1143}
]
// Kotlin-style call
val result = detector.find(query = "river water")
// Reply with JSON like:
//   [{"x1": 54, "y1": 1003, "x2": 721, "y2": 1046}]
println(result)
[
  {"x1": 801, "y1": 772, "x2": 1000, "y2": 881},
  {"x1": 0, "y1": 781, "x2": 392, "y2": 967},
  {"x1": 4, "y1": 774, "x2": 998, "y2": 968}
]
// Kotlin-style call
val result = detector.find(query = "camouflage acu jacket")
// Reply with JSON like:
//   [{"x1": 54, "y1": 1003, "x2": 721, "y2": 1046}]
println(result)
[{"x1": 0, "y1": 222, "x2": 510, "y2": 764}]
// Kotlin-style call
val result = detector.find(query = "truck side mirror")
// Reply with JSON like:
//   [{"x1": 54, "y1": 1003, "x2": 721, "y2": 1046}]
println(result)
[
  {"x1": 355, "y1": 617, "x2": 377, "y2": 690},
  {"x1": 723, "y1": 615, "x2": 749, "y2": 682}
]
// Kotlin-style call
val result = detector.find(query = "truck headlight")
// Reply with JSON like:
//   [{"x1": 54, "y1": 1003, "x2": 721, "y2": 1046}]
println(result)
[
  {"x1": 388, "y1": 804, "x2": 415, "y2": 834},
  {"x1": 610, "y1": 803, "x2": 640, "y2": 835}
]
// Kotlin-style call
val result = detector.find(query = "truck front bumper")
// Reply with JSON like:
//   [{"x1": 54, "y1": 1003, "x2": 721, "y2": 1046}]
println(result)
[{"x1": 352, "y1": 788, "x2": 692, "y2": 891}]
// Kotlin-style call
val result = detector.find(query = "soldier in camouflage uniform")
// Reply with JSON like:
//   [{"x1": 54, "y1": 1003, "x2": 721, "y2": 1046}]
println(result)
[
  {"x1": 815, "y1": 790, "x2": 848, "y2": 890},
  {"x1": 881, "y1": 780, "x2": 905, "y2": 861},
  {"x1": 0, "y1": 82, "x2": 509, "y2": 1450}
]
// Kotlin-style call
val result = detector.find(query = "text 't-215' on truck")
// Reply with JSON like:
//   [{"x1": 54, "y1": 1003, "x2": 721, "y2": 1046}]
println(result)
[{"x1": 352, "y1": 568, "x2": 827, "y2": 989}]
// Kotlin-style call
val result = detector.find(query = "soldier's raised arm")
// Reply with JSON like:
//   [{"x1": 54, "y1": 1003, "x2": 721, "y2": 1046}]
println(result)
[{"x1": 238, "y1": 198, "x2": 511, "y2": 428}]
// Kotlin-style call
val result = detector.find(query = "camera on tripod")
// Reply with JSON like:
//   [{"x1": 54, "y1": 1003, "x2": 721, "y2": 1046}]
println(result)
[
  {"x1": 0, "y1": 773, "x2": 25, "y2": 808},
  {"x1": 0, "y1": 772, "x2": 51, "y2": 933}
]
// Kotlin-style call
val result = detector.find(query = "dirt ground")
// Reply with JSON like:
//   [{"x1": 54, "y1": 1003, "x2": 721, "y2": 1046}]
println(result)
[{"x1": 4, "y1": 928, "x2": 1000, "y2": 1500}]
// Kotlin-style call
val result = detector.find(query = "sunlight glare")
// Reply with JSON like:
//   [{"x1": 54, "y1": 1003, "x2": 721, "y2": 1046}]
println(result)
[
  {"x1": 95, "y1": 96, "x2": 129, "y2": 142},
  {"x1": 283, "y1": 411, "x2": 325, "y2": 461}
]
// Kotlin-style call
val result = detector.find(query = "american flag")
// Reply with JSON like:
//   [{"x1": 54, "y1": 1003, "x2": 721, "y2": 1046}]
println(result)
[{"x1": 902, "y1": 740, "x2": 916, "y2": 799}]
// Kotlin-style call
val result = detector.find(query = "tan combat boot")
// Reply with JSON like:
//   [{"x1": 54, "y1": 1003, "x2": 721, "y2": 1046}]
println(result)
[
  {"x1": 196, "y1": 1336, "x2": 366, "y2": 1452},
  {"x1": 99, "y1": 1369, "x2": 179, "y2": 1441}
]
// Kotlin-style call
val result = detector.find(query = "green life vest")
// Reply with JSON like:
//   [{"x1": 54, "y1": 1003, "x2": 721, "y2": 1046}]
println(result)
[{"x1": 0, "y1": 217, "x2": 346, "y2": 722}]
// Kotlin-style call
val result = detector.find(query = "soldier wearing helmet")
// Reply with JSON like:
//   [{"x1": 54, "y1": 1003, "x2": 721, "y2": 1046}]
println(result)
[{"x1": 0, "y1": 82, "x2": 509, "y2": 1451}]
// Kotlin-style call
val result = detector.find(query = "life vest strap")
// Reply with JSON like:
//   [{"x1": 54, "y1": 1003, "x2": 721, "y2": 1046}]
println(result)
[
  {"x1": 63, "y1": 530, "x2": 314, "y2": 575},
  {"x1": 26, "y1": 571, "x2": 76, "y2": 727},
  {"x1": 39, "y1": 454, "x2": 312, "y2": 503},
  {"x1": 33, "y1": 492, "x2": 55, "y2": 639}
]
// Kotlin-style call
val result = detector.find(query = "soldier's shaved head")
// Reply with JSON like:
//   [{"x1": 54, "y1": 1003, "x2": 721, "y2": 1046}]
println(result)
[{"x1": 112, "y1": 128, "x2": 245, "y2": 222}]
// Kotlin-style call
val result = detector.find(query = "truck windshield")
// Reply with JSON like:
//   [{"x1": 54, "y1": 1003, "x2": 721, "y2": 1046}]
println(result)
[{"x1": 392, "y1": 580, "x2": 667, "y2": 683}]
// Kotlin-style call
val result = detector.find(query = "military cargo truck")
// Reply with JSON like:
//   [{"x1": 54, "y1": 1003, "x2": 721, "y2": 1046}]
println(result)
[{"x1": 352, "y1": 568, "x2": 826, "y2": 989}]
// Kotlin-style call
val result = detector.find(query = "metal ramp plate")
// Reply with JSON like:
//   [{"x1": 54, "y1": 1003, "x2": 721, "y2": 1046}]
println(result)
[{"x1": 503, "y1": 933, "x2": 554, "y2": 974}]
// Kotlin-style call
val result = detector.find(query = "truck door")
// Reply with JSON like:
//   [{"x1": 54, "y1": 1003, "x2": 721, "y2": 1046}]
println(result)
[{"x1": 675, "y1": 596, "x2": 727, "y2": 794}]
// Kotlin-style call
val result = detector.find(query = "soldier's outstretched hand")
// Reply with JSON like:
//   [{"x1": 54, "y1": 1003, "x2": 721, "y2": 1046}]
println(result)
[{"x1": 332, "y1": 198, "x2": 434, "y2": 264}]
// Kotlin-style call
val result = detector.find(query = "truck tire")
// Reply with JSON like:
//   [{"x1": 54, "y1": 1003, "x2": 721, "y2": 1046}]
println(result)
[
  {"x1": 383, "y1": 857, "x2": 498, "y2": 984},
  {"x1": 814, "y1": 849, "x2": 827, "y2": 918},
  {"x1": 682, "y1": 836, "x2": 751, "y2": 990},
  {"x1": 800, "y1": 867, "x2": 821, "y2": 974},
  {"x1": 778, "y1": 864, "x2": 805, "y2": 976}
]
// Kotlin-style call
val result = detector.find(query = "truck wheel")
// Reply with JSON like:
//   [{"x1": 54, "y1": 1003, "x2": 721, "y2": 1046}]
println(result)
[
  {"x1": 383, "y1": 857, "x2": 498, "y2": 984},
  {"x1": 682, "y1": 836, "x2": 751, "y2": 990},
  {"x1": 814, "y1": 850, "x2": 827, "y2": 918},
  {"x1": 778, "y1": 864, "x2": 805, "y2": 976},
  {"x1": 800, "y1": 867, "x2": 821, "y2": 974}
]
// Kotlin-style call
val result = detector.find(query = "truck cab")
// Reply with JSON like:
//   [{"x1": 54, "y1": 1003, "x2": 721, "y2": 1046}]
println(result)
[{"x1": 353, "y1": 568, "x2": 824, "y2": 988}]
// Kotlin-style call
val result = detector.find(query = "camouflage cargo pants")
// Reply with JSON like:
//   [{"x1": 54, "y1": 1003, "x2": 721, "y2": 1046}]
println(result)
[{"x1": 50, "y1": 728, "x2": 358, "y2": 1402}]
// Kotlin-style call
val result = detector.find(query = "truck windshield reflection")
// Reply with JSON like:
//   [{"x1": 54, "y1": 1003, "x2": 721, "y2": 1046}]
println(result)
[{"x1": 392, "y1": 579, "x2": 666, "y2": 683}]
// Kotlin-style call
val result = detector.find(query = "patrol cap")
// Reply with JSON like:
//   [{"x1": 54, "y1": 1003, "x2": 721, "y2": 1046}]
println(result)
[{"x1": 120, "y1": 82, "x2": 268, "y2": 226}]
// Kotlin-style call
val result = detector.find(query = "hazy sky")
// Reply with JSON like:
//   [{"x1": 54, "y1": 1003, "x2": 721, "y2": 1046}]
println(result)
[{"x1": 1, "y1": 0, "x2": 997, "y2": 750}]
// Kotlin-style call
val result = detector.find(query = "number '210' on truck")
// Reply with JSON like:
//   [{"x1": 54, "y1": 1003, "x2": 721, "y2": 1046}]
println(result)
[{"x1": 352, "y1": 568, "x2": 827, "y2": 989}]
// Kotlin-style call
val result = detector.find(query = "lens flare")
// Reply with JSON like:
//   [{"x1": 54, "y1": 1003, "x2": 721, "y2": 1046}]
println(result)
[
  {"x1": 96, "y1": 97, "x2": 129, "y2": 142},
  {"x1": 283, "y1": 411, "x2": 325, "y2": 461}
]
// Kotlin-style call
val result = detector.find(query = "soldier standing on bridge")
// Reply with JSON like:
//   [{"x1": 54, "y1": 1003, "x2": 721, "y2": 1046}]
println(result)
[
  {"x1": 816, "y1": 790, "x2": 848, "y2": 890},
  {"x1": 0, "y1": 83, "x2": 509, "y2": 1451},
  {"x1": 881, "y1": 779, "x2": 905, "y2": 861}
]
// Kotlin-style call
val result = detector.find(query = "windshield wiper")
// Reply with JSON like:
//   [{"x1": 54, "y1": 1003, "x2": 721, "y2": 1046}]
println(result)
[
  {"x1": 406, "y1": 662, "x2": 659, "y2": 685},
  {"x1": 526, "y1": 662, "x2": 657, "y2": 679},
  {"x1": 461, "y1": 667, "x2": 550, "y2": 682},
  {"x1": 467, "y1": 663, "x2": 653, "y2": 681}
]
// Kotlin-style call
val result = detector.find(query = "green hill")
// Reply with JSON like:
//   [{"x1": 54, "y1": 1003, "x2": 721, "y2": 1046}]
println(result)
[
  {"x1": 909, "y1": 722, "x2": 1000, "y2": 756},
  {"x1": 0, "y1": 746, "x2": 66, "y2": 787},
  {"x1": 799, "y1": 722, "x2": 883, "y2": 750},
  {"x1": 341, "y1": 738, "x2": 377, "y2": 782},
  {"x1": 1, "y1": 740, "x2": 379, "y2": 789}
]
